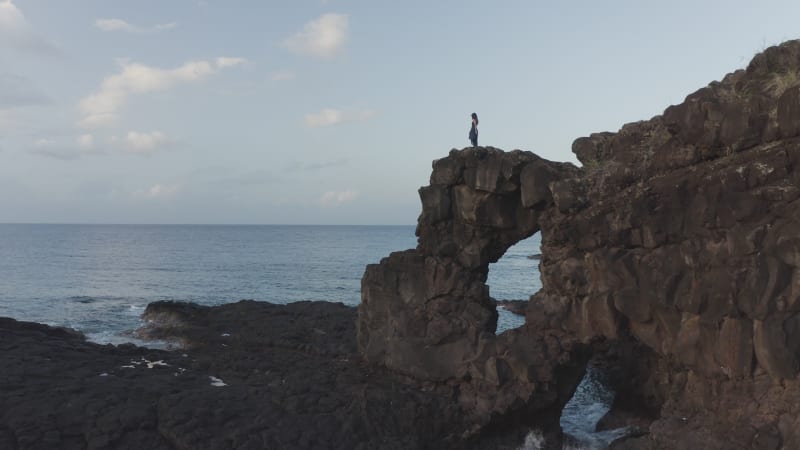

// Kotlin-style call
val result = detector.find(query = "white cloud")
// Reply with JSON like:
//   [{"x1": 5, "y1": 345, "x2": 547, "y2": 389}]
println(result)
[
  {"x1": 305, "y1": 108, "x2": 376, "y2": 127},
  {"x1": 28, "y1": 131, "x2": 171, "y2": 160},
  {"x1": 283, "y1": 13, "x2": 348, "y2": 59},
  {"x1": 305, "y1": 108, "x2": 343, "y2": 127},
  {"x1": 28, "y1": 136, "x2": 102, "y2": 160},
  {"x1": 95, "y1": 18, "x2": 136, "y2": 32},
  {"x1": 286, "y1": 158, "x2": 348, "y2": 172},
  {"x1": 142, "y1": 183, "x2": 180, "y2": 199},
  {"x1": 270, "y1": 70, "x2": 295, "y2": 81},
  {"x1": 0, "y1": 109, "x2": 14, "y2": 131},
  {"x1": 116, "y1": 130, "x2": 171, "y2": 155},
  {"x1": 95, "y1": 18, "x2": 177, "y2": 34},
  {"x1": 155, "y1": 22, "x2": 177, "y2": 31},
  {"x1": 319, "y1": 189, "x2": 358, "y2": 207},
  {"x1": 215, "y1": 57, "x2": 246, "y2": 68},
  {"x1": 0, "y1": 0, "x2": 59, "y2": 55},
  {"x1": 78, "y1": 58, "x2": 245, "y2": 128},
  {"x1": 34, "y1": 137, "x2": 54, "y2": 147},
  {"x1": 77, "y1": 134, "x2": 94, "y2": 150},
  {"x1": 131, "y1": 183, "x2": 181, "y2": 199}
]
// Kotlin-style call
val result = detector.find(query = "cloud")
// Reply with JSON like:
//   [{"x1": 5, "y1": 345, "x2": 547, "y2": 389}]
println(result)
[
  {"x1": 0, "y1": 73, "x2": 50, "y2": 108},
  {"x1": 286, "y1": 158, "x2": 348, "y2": 172},
  {"x1": 216, "y1": 57, "x2": 246, "y2": 68},
  {"x1": 305, "y1": 108, "x2": 342, "y2": 127},
  {"x1": 94, "y1": 18, "x2": 132, "y2": 32},
  {"x1": 78, "y1": 58, "x2": 245, "y2": 128},
  {"x1": 210, "y1": 169, "x2": 280, "y2": 187},
  {"x1": 27, "y1": 131, "x2": 171, "y2": 160},
  {"x1": 77, "y1": 134, "x2": 94, "y2": 150},
  {"x1": 112, "y1": 130, "x2": 172, "y2": 155},
  {"x1": 0, "y1": 109, "x2": 17, "y2": 131},
  {"x1": 95, "y1": 18, "x2": 177, "y2": 34},
  {"x1": 130, "y1": 183, "x2": 181, "y2": 199},
  {"x1": 139, "y1": 183, "x2": 181, "y2": 199},
  {"x1": 283, "y1": 13, "x2": 348, "y2": 59},
  {"x1": 155, "y1": 22, "x2": 178, "y2": 31},
  {"x1": 269, "y1": 70, "x2": 295, "y2": 81},
  {"x1": 319, "y1": 189, "x2": 358, "y2": 207},
  {"x1": 28, "y1": 137, "x2": 103, "y2": 160},
  {"x1": 0, "y1": 0, "x2": 59, "y2": 55},
  {"x1": 304, "y1": 108, "x2": 376, "y2": 127}
]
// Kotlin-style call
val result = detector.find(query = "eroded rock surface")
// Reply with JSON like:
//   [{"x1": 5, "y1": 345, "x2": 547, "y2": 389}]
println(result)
[
  {"x1": 358, "y1": 39, "x2": 800, "y2": 449},
  {"x1": 0, "y1": 302, "x2": 477, "y2": 450},
  {"x1": 358, "y1": 148, "x2": 588, "y2": 430},
  {"x1": 539, "y1": 39, "x2": 800, "y2": 449}
]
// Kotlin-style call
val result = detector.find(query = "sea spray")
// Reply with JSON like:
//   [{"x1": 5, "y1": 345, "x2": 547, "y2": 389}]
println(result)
[{"x1": 559, "y1": 365, "x2": 630, "y2": 448}]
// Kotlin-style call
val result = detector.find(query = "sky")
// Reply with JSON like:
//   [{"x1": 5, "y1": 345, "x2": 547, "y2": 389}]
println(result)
[{"x1": 1, "y1": 0, "x2": 799, "y2": 225}]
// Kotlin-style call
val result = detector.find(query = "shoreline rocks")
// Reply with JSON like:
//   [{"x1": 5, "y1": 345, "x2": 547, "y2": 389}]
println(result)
[
  {"x1": 495, "y1": 299, "x2": 529, "y2": 316},
  {"x1": 0, "y1": 301, "x2": 482, "y2": 450}
]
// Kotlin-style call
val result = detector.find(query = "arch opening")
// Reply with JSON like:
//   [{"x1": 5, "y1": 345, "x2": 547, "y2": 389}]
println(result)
[{"x1": 486, "y1": 231, "x2": 542, "y2": 334}]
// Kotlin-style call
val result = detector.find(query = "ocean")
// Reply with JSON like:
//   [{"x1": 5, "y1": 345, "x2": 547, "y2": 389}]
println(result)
[
  {"x1": 0, "y1": 224, "x2": 533, "y2": 343},
  {"x1": 0, "y1": 224, "x2": 624, "y2": 449}
]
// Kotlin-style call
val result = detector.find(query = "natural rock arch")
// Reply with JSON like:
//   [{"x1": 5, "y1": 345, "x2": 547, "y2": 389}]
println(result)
[{"x1": 357, "y1": 147, "x2": 584, "y2": 421}]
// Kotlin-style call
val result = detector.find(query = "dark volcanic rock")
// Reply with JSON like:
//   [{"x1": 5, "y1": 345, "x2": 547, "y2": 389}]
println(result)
[
  {"x1": 358, "y1": 147, "x2": 588, "y2": 433},
  {"x1": 0, "y1": 301, "x2": 479, "y2": 450},
  {"x1": 358, "y1": 39, "x2": 800, "y2": 449},
  {"x1": 537, "y1": 39, "x2": 800, "y2": 449},
  {"x1": 495, "y1": 299, "x2": 528, "y2": 316}
]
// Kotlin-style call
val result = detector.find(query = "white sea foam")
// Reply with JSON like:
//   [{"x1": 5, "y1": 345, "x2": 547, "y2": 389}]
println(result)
[
  {"x1": 558, "y1": 365, "x2": 632, "y2": 449},
  {"x1": 86, "y1": 330, "x2": 170, "y2": 349},
  {"x1": 126, "y1": 304, "x2": 146, "y2": 315},
  {"x1": 518, "y1": 430, "x2": 545, "y2": 450},
  {"x1": 144, "y1": 359, "x2": 168, "y2": 368},
  {"x1": 209, "y1": 376, "x2": 227, "y2": 387},
  {"x1": 120, "y1": 357, "x2": 169, "y2": 369},
  {"x1": 517, "y1": 429, "x2": 613, "y2": 450}
]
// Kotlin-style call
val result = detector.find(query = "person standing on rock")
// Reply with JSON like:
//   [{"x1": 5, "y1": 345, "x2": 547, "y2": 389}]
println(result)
[{"x1": 469, "y1": 112, "x2": 479, "y2": 147}]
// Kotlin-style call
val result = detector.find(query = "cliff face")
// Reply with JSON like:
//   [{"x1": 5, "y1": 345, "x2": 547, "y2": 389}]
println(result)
[
  {"x1": 358, "y1": 149, "x2": 586, "y2": 432},
  {"x1": 358, "y1": 40, "x2": 800, "y2": 448},
  {"x1": 537, "y1": 40, "x2": 800, "y2": 448}
]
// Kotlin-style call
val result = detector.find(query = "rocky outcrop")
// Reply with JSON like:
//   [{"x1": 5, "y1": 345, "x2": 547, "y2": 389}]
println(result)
[
  {"x1": 538, "y1": 40, "x2": 800, "y2": 449},
  {"x1": 358, "y1": 148, "x2": 588, "y2": 429},
  {"x1": 358, "y1": 39, "x2": 800, "y2": 448}
]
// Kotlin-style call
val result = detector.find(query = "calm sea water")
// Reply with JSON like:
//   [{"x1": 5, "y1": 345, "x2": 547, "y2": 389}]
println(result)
[{"x1": 0, "y1": 224, "x2": 537, "y2": 343}]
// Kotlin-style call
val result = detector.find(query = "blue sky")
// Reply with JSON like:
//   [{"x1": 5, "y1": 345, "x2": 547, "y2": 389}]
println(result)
[{"x1": 1, "y1": 0, "x2": 799, "y2": 224}]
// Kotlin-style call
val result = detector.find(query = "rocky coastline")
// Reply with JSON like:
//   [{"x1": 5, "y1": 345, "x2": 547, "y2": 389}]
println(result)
[
  {"x1": 1, "y1": 300, "x2": 553, "y2": 450},
  {"x1": 0, "y1": 301, "x2": 466, "y2": 449}
]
